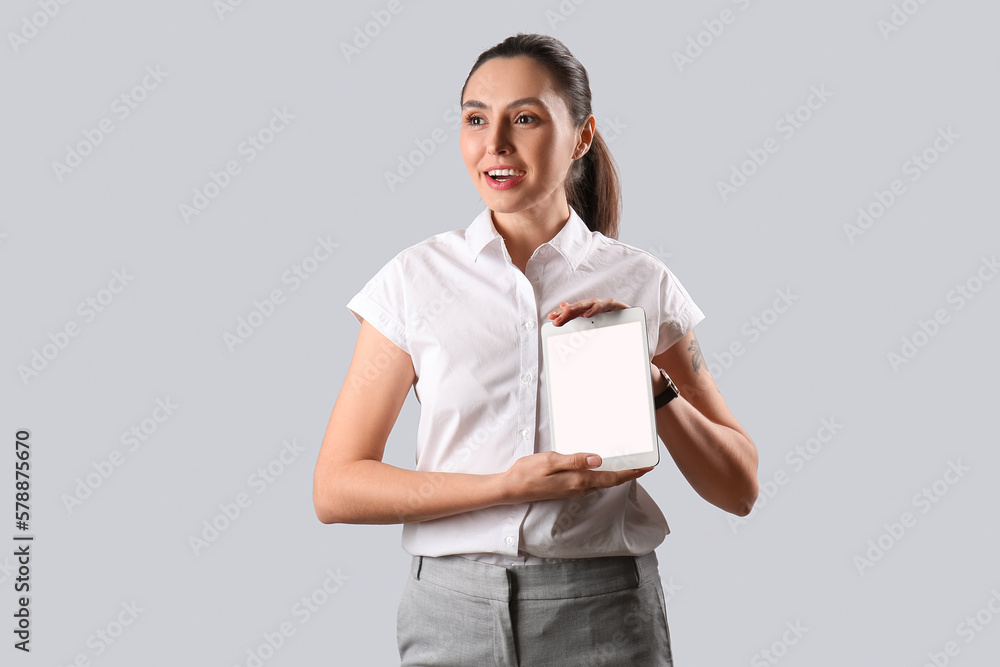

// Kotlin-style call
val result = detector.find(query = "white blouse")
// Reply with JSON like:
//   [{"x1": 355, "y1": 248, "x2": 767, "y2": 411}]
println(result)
[{"x1": 346, "y1": 205, "x2": 706, "y2": 565}]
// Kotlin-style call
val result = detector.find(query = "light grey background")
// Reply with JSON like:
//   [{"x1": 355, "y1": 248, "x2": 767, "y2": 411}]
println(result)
[{"x1": 2, "y1": 1, "x2": 998, "y2": 665}]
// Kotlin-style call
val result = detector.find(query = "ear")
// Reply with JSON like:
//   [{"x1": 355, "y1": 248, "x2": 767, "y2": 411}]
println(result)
[{"x1": 574, "y1": 114, "x2": 596, "y2": 159}]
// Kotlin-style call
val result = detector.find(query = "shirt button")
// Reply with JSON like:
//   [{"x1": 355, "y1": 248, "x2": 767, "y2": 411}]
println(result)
[
  {"x1": 530, "y1": 275, "x2": 539, "y2": 282},
  {"x1": 521, "y1": 429, "x2": 531, "y2": 440},
  {"x1": 521, "y1": 373, "x2": 532, "y2": 383},
  {"x1": 505, "y1": 536, "x2": 515, "y2": 546},
  {"x1": 524, "y1": 320, "x2": 535, "y2": 330}
]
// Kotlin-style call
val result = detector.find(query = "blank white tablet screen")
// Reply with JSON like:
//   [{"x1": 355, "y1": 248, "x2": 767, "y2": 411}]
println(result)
[{"x1": 547, "y1": 320, "x2": 653, "y2": 457}]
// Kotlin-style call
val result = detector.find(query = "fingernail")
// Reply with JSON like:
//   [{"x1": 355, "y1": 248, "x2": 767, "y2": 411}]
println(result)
[{"x1": 586, "y1": 455, "x2": 601, "y2": 467}]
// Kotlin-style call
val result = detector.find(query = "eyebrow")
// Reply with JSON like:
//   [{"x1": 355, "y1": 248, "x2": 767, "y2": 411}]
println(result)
[{"x1": 461, "y1": 96, "x2": 547, "y2": 111}]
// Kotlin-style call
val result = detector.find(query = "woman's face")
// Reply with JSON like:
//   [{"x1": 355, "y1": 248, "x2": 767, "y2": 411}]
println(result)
[{"x1": 460, "y1": 55, "x2": 589, "y2": 218}]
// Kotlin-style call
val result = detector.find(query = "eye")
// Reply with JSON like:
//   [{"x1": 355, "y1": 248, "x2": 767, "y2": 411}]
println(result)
[{"x1": 464, "y1": 113, "x2": 536, "y2": 127}]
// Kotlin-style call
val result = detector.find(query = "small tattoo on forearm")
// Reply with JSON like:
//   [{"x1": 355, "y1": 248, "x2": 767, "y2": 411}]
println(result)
[{"x1": 688, "y1": 337, "x2": 704, "y2": 373}]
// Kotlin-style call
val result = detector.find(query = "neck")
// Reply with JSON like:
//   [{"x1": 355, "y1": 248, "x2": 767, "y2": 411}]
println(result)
[{"x1": 491, "y1": 199, "x2": 571, "y2": 261}]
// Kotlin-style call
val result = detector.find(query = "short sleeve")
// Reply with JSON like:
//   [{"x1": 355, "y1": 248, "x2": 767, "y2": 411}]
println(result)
[
  {"x1": 346, "y1": 253, "x2": 409, "y2": 354},
  {"x1": 653, "y1": 265, "x2": 706, "y2": 357}
]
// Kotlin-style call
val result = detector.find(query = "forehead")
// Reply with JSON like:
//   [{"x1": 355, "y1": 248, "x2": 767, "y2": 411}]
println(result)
[{"x1": 462, "y1": 56, "x2": 562, "y2": 109}]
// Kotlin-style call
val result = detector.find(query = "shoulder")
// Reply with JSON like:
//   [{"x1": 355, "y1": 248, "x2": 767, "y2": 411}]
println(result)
[
  {"x1": 376, "y1": 228, "x2": 467, "y2": 271},
  {"x1": 361, "y1": 228, "x2": 471, "y2": 297},
  {"x1": 586, "y1": 232, "x2": 702, "y2": 316},
  {"x1": 587, "y1": 233, "x2": 671, "y2": 282}
]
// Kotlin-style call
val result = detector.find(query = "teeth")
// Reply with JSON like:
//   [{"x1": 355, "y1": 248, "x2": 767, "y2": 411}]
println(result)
[{"x1": 488, "y1": 168, "x2": 525, "y2": 177}]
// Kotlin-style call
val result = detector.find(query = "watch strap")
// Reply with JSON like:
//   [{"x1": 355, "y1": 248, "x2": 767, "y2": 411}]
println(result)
[{"x1": 653, "y1": 367, "x2": 679, "y2": 409}]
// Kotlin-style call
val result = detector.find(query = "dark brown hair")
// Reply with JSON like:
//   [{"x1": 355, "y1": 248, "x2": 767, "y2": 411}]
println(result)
[{"x1": 460, "y1": 33, "x2": 622, "y2": 240}]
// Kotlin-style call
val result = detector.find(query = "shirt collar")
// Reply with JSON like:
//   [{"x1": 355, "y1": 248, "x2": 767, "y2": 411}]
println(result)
[{"x1": 465, "y1": 205, "x2": 593, "y2": 271}]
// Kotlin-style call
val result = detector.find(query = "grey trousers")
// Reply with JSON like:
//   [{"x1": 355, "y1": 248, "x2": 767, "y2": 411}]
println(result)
[{"x1": 396, "y1": 549, "x2": 673, "y2": 666}]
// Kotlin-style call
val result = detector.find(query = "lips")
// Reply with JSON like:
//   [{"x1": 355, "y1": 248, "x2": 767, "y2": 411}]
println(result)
[
  {"x1": 483, "y1": 165, "x2": 527, "y2": 191},
  {"x1": 484, "y1": 170, "x2": 526, "y2": 191}
]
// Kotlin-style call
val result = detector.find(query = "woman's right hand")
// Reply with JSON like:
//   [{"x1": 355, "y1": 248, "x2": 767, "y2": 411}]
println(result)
[{"x1": 500, "y1": 451, "x2": 653, "y2": 504}]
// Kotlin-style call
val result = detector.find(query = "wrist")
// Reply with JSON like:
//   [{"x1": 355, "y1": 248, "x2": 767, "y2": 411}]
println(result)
[
  {"x1": 493, "y1": 471, "x2": 514, "y2": 505},
  {"x1": 652, "y1": 366, "x2": 680, "y2": 409},
  {"x1": 650, "y1": 362, "x2": 667, "y2": 395}
]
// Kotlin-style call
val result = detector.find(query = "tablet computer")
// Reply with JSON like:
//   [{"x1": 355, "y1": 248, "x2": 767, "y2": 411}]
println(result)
[{"x1": 541, "y1": 306, "x2": 660, "y2": 472}]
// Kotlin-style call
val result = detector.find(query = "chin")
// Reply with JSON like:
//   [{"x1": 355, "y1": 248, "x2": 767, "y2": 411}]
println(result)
[{"x1": 484, "y1": 197, "x2": 521, "y2": 214}]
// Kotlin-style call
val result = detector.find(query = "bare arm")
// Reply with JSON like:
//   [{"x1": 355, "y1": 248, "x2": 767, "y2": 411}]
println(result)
[
  {"x1": 312, "y1": 319, "x2": 649, "y2": 525},
  {"x1": 650, "y1": 329, "x2": 759, "y2": 516}
]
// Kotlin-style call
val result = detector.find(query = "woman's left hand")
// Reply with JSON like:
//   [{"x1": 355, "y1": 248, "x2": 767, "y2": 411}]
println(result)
[{"x1": 548, "y1": 298, "x2": 630, "y2": 327}]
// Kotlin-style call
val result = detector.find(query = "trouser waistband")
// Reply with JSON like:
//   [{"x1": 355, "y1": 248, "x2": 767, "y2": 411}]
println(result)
[{"x1": 409, "y1": 550, "x2": 659, "y2": 602}]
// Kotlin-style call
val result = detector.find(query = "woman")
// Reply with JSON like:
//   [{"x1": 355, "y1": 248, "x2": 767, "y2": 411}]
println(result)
[{"x1": 314, "y1": 33, "x2": 758, "y2": 666}]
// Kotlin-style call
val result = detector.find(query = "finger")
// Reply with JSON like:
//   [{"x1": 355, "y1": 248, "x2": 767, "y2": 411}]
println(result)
[
  {"x1": 551, "y1": 299, "x2": 597, "y2": 325},
  {"x1": 596, "y1": 299, "x2": 629, "y2": 313},
  {"x1": 563, "y1": 452, "x2": 601, "y2": 470},
  {"x1": 583, "y1": 298, "x2": 608, "y2": 316},
  {"x1": 598, "y1": 468, "x2": 651, "y2": 487},
  {"x1": 582, "y1": 298, "x2": 630, "y2": 317},
  {"x1": 548, "y1": 301, "x2": 575, "y2": 325},
  {"x1": 562, "y1": 298, "x2": 598, "y2": 314}
]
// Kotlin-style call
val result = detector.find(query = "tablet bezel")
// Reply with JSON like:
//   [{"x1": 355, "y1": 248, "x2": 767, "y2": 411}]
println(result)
[{"x1": 540, "y1": 306, "x2": 660, "y2": 472}]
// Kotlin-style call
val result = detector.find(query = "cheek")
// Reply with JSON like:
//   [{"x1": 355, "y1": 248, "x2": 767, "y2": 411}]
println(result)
[
  {"x1": 533, "y1": 158, "x2": 562, "y2": 185},
  {"x1": 459, "y1": 137, "x2": 481, "y2": 172},
  {"x1": 528, "y1": 143, "x2": 564, "y2": 181}
]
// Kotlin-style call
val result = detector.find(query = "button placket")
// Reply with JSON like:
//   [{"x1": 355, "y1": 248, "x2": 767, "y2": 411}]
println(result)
[
  {"x1": 495, "y1": 258, "x2": 541, "y2": 557},
  {"x1": 515, "y1": 263, "x2": 539, "y2": 458}
]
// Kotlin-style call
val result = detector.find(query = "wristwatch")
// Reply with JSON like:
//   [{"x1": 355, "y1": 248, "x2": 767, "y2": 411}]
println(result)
[{"x1": 653, "y1": 367, "x2": 679, "y2": 409}]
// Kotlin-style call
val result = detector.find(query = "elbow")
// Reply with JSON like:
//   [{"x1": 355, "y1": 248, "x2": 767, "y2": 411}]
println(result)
[
  {"x1": 313, "y1": 474, "x2": 347, "y2": 525},
  {"x1": 314, "y1": 497, "x2": 349, "y2": 525},
  {"x1": 313, "y1": 459, "x2": 377, "y2": 525},
  {"x1": 313, "y1": 496, "x2": 338, "y2": 525},
  {"x1": 732, "y1": 478, "x2": 759, "y2": 517},
  {"x1": 314, "y1": 502, "x2": 338, "y2": 525},
  {"x1": 731, "y1": 439, "x2": 759, "y2": 517}
]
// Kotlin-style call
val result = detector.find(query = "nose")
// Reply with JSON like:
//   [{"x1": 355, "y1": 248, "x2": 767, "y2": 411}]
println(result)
[{"x1": 486, "y1": 122, "x2": 512, "y2": 156}]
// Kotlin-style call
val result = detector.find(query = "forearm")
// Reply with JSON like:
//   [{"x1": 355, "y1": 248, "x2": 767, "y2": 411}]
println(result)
[
  {"x1": 314, "y1": 459, "x2": 508, "y2": 525},
  {"x1": 651, "y1": 372, "x2": 758, "y2": 515}
]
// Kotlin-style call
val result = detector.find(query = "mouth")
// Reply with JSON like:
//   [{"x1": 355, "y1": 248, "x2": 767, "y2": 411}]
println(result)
[{"x1": 484, "y1": 168, "x2": 526, "y2": 190}]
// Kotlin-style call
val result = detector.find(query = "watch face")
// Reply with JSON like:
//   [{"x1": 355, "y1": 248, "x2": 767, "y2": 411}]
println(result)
[
  {"x1": 660, "y1": 368, "x2": 681, "y2": 398},
  {"x1": 660, "y1": 368, "x2": 677, "y2": 394},
  {"x1": 653, "y1": 368, "x2": 677, "y2": 409},
  {"x1": 654, "y1": 368, "x2": 678, "y2": 410}
]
